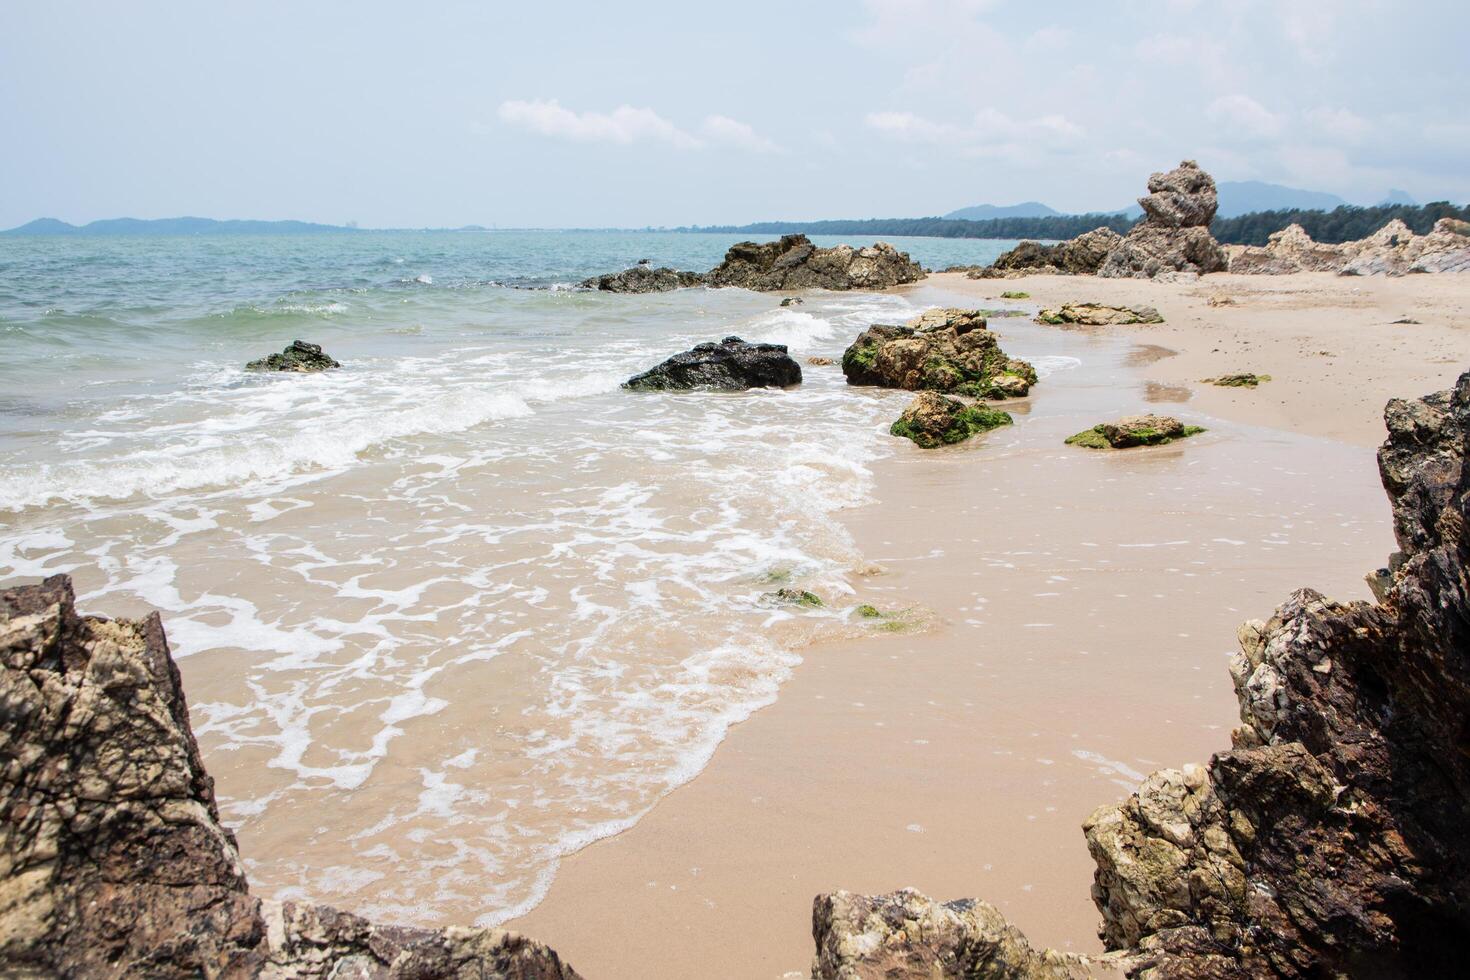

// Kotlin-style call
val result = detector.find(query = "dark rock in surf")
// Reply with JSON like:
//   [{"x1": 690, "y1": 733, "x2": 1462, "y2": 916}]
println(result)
[
  {"x1": 0, "y1": 575, "x2": 583, "y2": 979},
  {"x1": 580, "y1": 266, "x2": 707, "y2": 293},
  {"x1": 245, "y1": 339, "x2": 341, "y2": 373},
  {"x1": 707, "y1": 234, "x2": 924, "y2": 291},
  {"x1": 623, "y1": 336, "x2": 802, "y2": 391}
]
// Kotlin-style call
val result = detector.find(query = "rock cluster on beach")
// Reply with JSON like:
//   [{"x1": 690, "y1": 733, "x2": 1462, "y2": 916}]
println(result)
[
  {"x1": 246, "y1": 340, "x2": 341, "y2": 372},
  {"x1": 0, "y1": 576, "x2": 583, "y2": 980},
  {"x1": 1037, "y1": 303, "x2": 1164, "y2": 326},
  {"x1": 979, "y1": 161, "x2": 1229, "y2": 282},
  {"x1": 623, "y1": 336, "x2": 802, "y2": 390},
  {"x1": 1226, "y1": 217, "x2": 1470, "y2": 276},
  {"x1": 813, "y1": 370, "x2": 1470, "y2": 978},
  {"x1": 889, "y1": 391, "x2": 1013, "y2": 448},
  {"x1": 842, "y1": 308, "x2": 1037, "y2": 399},
  {"x1": 583, "y1": 234, "x2": 926, "y2": 293}
]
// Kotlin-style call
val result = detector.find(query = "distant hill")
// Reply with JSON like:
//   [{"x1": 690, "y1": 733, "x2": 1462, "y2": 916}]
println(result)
[
  {"x1": 1214, "y1": 181, "x2": 1349, "y2": 218},
  {"x1": 943, "y1": 201, "x2": 1060, "y2": 221},
  {"x1": 1377, "y1": 189, "x2": 1418, "y2": 206},
  {"x1": 1, "y1": 216, "x2": 358, "y2": 236}
]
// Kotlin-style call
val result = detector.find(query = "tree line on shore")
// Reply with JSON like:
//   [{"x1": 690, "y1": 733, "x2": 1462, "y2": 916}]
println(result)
[{"x1": 679, "y1": 201, "x2": 1470, "y2": 246}]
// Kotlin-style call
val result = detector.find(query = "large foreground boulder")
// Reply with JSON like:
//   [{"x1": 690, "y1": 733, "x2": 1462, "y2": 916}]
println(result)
[
  {"x1": 580, "y1": 264, "x2": 706, "y2": 292},
  {"x1": 1227, "y1": 217, "x2": 1470, "y2": 276},
  {"x1": 812, "y1": 369, "x2": 1470, "y2": 978},
  {"x1": 623, "y1": 336, "x2": 802, "y2": 390},
  {"x1": 1098, "y1": 161, "x2": 1228, "y2": 280},
  {"x1": 842, "y1": 308, "x2": 1036, "y2": 399},
  {"x1": 246, "y1": 340, "x2": 340, "y2": 373},
  {"x1": 0, "y1": 576, "x2": 583, "y2": 979},
  {"x1": 707, "y1": 234, "x2": 925, "y2": 291}
]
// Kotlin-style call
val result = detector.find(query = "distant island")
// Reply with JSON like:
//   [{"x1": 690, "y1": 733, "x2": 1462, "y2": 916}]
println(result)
[{"x1": 0, "y1": 217, "x2": 496, "y2": 236}]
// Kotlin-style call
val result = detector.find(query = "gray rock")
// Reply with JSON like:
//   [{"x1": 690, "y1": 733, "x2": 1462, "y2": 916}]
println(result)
[
  {"x1": 706, "y1": 234, "x2": 924, "y2": 291},
  {"x1": 623, "y1": 336, "x2": 802, "y2": 390},
  {"x1": 580, "y1": 266, "x2": 706, "y2": 292},
  {"x1": 246, "y1": 340, "x2": 341, "y2": 373}
]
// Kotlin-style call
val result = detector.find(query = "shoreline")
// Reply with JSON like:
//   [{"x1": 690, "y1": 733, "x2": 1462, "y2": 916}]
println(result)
[{"x1": 507, "y1": 274, "x2": 1462, "y2": 978}]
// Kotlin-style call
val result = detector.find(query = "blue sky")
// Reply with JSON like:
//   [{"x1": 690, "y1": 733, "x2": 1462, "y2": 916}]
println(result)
[{"x1": 3, "y1": 0, "x2": 1466, "y2": 228}]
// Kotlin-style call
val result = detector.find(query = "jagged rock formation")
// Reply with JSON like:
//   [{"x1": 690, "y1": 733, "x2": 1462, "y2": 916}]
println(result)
[
  {"x1": 1226, "y1": 217, "x2": 1470, "y2": 276},
  {"x1": 623, "y1": 335, "x2": 802, "y2": 390},
  {"x1": 811, "y1": 890, "x2": 1088, "y2": 979},
  {"x1": 0, "y1": 575, "x2": 583, "y2": 980},
  {"x1": 1201, "y1": 373, "x2": 1270, "y2": 388},
  {"x1": 889, "y1": 391, "x2": 1012, "y2": 448},
  {"x1": 842, "y1": 308, "x2": 1036, "y2": 399},
  {"x1": 1065, "y1": 414, "x2": 1204, "y2": 449},
  {"x1": 1097, "y1": 161, "x2": 1228, "y2": 280},
  {"x1": 706, "y1": 234, "x2": 925, "y2": 291},
  {"x1": 812, "y1": 370, "x2": 1470, "y2": 978},
  {"x1": 246, "y1": 340, "x2": 341, "y2": 372},
  {"x1": 580, "y1": 265, "x2": 706, "y2": 292},
  {"x1": 973, "y1": 228, "x2": 1123, "y2": 279},
  {"x1": 1037, "y1": 303, "x2": 1164, "y2": 326}
]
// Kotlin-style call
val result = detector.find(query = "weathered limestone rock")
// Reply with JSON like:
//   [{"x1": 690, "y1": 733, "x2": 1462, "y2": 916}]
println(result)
[
  {"x1": 974, "y1": 228, "x2": 1124, "y2": 279},
  {"x1": 1226, "y1": 217, "x2": 1470, "y2": 276},
  {"x1": 1037, "y1": 303, "x2": 1164, "y2": 326},
  {"x1": 1098, "y1": 161, "x2": 1228, "y2": 280},
  {"x1": 246, "y1": 340, "x2": 341, "y2": 372},
  {"x1": 842, "y1": 308, "x2": 1037, "y2": 399},
  {"x1": 623, "y1": 336, "x2": 802, "y2": 390},
  {"x1": 1201, "y1": 373, "x2": 1270, "y2": 387},
  {"x1": 0, "y1": 576, "x2": 583, "y2": 980},
  {"x1": 889, "y1": 391, "x2": 1012, "y2": 448},
  {"x1": 1065, "y1": 414, "x2": 1203, "y2": 449},
  {"x1": 707, "y1": 234, "x2": 925, "y2": 291},
  {"x1": 811, "y1": 890, "x2": 1089, "y2": 980},
  {"x1": 580, "y1": 265, "x2": 706, "y2": 292}
]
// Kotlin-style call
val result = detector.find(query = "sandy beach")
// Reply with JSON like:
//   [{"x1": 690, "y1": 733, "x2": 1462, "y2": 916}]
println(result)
[{"x1": 509, "y1": 272, "x2": 1470, "y2": 978}]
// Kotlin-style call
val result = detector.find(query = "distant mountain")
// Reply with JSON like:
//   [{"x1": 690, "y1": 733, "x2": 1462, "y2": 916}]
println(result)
[
  {"x1": 1377, "y1": 189, "x2": 1418, "y2": 206},
  {"x1": 1, "y1": 216, "x2": 359, "y2": 236},
  {"x1": 943, "y1": 201, "x2": 1060, "y2": 221},
  {"x1": 1214, "y1": 181, "x2": 1349, "y2": 218}
]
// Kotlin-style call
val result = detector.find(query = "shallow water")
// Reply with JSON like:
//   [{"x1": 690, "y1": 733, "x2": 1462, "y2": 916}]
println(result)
[{"x1": 0, "y1": 230, "x2": 1029, "y2": 923}]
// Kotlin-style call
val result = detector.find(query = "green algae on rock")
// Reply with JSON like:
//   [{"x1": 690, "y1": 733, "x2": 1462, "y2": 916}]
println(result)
[
  {"x1": 1000, "y1": 290, "x2": 1031, "y2": 299},
  {"x1": 891, "y1": 391, "x2": 1013, "y2": 449},
  {"x1": 1037, "y1": 303, "x2": 1165, "y2": 326},
  {"x1": 1066, "y1": 414, "x2": 1205, "y2": 449},
  {"x1": 762, "y1": 588, "x2": 824, "y2": 608},
  {"x1": 841, "y1": 308, "x2": 1037, "y2": 399},
  {"x1": 246, "y1": 339, "x2": 341, "y2": 372},
  {"x1": 1202, "y1": 372, "x2": 1271, "y2": 387}
]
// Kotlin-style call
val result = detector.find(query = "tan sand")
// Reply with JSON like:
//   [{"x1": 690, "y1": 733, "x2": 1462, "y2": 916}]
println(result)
[{"x1": 509, "y1": 275, "x2": 1470, "y2": 979}]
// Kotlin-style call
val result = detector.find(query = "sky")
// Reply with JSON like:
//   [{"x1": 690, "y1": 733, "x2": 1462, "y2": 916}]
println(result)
[{"x1": 2, "y1": 0, "x2": 1467, "y2": 229}]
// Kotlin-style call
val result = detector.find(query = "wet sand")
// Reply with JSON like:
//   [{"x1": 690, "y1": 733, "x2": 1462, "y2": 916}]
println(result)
[{"x1": 510, "y1": 276, "x2": 1466, "y2": 978}]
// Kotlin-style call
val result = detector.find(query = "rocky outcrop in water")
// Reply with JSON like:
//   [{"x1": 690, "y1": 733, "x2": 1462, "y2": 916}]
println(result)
[
  {"x1": 890, "y1": 391, "x2": 1012, "y2": 448},
  {"x1": 0, "y1": 575, "x2": 583, "y2": 980},
  {"x1": 842, "y1": 308, "x2": 1036, "y2": 399},
  {"x1": 1097, "y1": 161, "x2": 1228, "y2": 280},
  {"x1": 813, "y1": 369, "x2": 1470, "y2": 978},
  {"x1": 1037, "y1": 303, "x2": 1164, "y2": 326},
  {"x1": 1226, "y1": 217, "x2": 1470, "y2": 276},
  {"x1": 706, "y1": 234, "x2": 925, "y2": 291},
  {"x1": 246, "y1": 340, "x2": 341, "y2": 372},
  {"x1": 623, "y1": 336, "x2": 802, "y2": 390},
  {"x1": 580, "y1": 264, "x2": 706, "y2": 292},
  {"x1": 974, "y1": 228, "x2": 1124, "y2": 279}
]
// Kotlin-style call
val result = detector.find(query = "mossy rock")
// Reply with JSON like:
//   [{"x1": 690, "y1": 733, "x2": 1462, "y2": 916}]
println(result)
[
  {"x1": 892, "y1": 392, "x2": 1013, "y2": 449},
  {"x1": 1202, "y1": 373, "x2": 1271, "y2": 387},
  {"x1": 1067, "y1": 415, "x2": 1205, "y2": 449},
  {"x1": 1000, "y1": 291, "x2": 1030, "y2": 299},
  {"x1": 855, "y1": 604, "x2": 884, "y2": 618}
]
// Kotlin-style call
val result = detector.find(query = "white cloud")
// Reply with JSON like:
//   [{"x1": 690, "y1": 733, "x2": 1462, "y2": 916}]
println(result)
[
  {"x1": 868, "y1": 108, "x2": 1085, "y2": 149},
  {"x1": 700, "y1": 115, "x2": 783, "y2": 153},
  {"x1": 1305, "y1": 105, "x2": 1370, "y2": 143},
  {"x1": 497, "y1": 99, "x2": 700, "y2": 149},
  {"x1": 1206, "y1": 94, "x2": 1286, "y2": 140},
  {"x1": 864, "y1": 111, "x2": 968, "y2": 143}
]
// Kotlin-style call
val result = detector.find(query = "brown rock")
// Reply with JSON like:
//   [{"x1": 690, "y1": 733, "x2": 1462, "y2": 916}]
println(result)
[
  {"x1": 707, "y1": 234, "x2": 925, "y2": 291},
  {"x1": 0, "y1": 576, "x2": 583, "y2": 980},
  {"x1": 842, "y1": 308, "x2": 1037, "y2": 398},
  {"x1": 1098, "y1": 161, "x2": 1228, "y2": 280}
]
